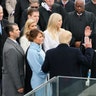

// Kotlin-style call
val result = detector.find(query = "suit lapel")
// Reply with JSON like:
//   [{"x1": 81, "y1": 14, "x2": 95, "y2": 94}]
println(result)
[
  {"x1": 7, "y1": 38, "x2": 24, "y2": 56},
  {"x1": 15, "y1": 43, "x2": 24, "y2": 56}
]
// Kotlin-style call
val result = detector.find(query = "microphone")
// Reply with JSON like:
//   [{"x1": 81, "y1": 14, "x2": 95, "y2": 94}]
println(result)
[{"x1": 85, "y1": 69, "x2": 91, "y2": 86}]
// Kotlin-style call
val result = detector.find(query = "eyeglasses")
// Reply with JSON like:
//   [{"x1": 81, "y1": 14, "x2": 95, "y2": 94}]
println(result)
[{"x1": 31, "y1": 6, "x2": 39, "y2": 8}]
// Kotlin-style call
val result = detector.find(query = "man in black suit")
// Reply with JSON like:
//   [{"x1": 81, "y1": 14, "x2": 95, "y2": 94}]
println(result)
[
  {"x1": 42, "y1": 30, "x2": 93, "y2": 78},
  {"x1": 42, "y1": 30, "x2": 93, "y2": 96},
  {"x1": 0, "y1": 5, "x2": 9, "y2": 95},
  {"x1": 14, "y1": 0, "x2": 30, "y2": 29},
  {"x1": 80, "y1": 26, "x2": 96, "y2": 77}
]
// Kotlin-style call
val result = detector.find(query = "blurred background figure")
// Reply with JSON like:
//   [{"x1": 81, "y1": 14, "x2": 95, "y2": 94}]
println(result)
[
  {"x1": 85, "y1": 0, "x2": 96, "y2": 17},
  {"x1": 57, "y1": 0, "x2": 75, "y2": 12},
  {"x1": 20, "y1": 19, "x2": 37, "y2": 53},
  {"x1": 21, "y1": 1, "x2": 39, "y2": 29},
  {"x1": 80, "y1": 26, "x2": 96, "y2": 77},
  {"x1": 1, "y1": 0, "x2": 8, "y2": 19},
  {"x1": 14, "y1": 0, "x2": 30, "y2": 29},
  {"x1": 38, "y1": 0, "x2": 67, "y2": 31},
  {"x1": 0, "y1": 5, "x2": 9, "y2": 96},
  {"x1": 5, "y1": 0, "x2": 17, "y2": 23}
]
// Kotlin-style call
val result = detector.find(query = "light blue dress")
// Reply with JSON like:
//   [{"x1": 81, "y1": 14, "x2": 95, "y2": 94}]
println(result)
[{"x1": 27, "y1": 42, "x2": 47, "y2": 89}]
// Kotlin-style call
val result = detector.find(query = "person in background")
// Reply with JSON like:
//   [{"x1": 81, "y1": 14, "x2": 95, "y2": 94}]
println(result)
[
  {"x1": 21, "y1": 5, "x2": 39, "y2": 30},
  {"x1": 5, "y1": 0, "x2": 17, "y2": 23},
  {"x1": 57, "y1": 0, "x2": 75, "y2": 12},
  {"x1": 1, "y1": 0, "x2": 8, "y2": 19},
  {"x1": 14, "y1": 0, "x2": 30, "y2": 29},
  {"x1": 85, "y1": 0, "x2": 96, "y2": 16},
  {"x1": 65, "y1": 0, "x2": 96, "y2": 48},
  {"x1": 80, "y1": 26, "x2": 96, "y2": 77},
  {"x1": 2, "y1": 23, "x2": 25, "y2": 96},
  {"x1": 26, "y1": 29, "x2": 47, "y2": 90},
  {"x1": 0, "y1": 5, "x2": 9, "y2": 95},
  {"x1": 43, "y1": 13, "x2": 65, "y2": 52},
  {"x1": 38, "y1": 0, "x2": 67, "y2": 31},
  {"x1": 20, "y1": 19, "x2": 37, "y2": 53}
]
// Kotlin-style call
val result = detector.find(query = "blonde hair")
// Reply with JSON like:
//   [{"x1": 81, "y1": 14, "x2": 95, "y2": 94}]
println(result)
[
  {"x1": 59, "y1": 30, "x2": 72, "y2": 44},
  {"x1": 47, "y1": 13, "x2": 62, "y2": 40},
  {"x1": 23, "y1": 19, "x2": 35, "y2": 35}
]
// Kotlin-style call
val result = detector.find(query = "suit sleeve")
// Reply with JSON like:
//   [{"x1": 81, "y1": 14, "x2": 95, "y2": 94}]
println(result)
[
  {"x1": 5, "y1": 48, "x2": 23, "y2": 89},
  {"x1": 42, "y1": 51, "x2": 50, "y2": 73},
  {"x1": 77, "y1": 48, "x2": 94, "y2": 66}
]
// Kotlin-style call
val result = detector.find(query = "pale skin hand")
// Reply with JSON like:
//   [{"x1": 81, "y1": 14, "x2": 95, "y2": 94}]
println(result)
[
  {"x1": 75, "y1": 26, "x2": 92, "y2": 48},
  {"x1": 83, "y1": 37, "x2": 92, "y2": 48},
  {"x1": 17, "y1": 88, "x2": 24, "y2": 93},
  {"x1": 84, "y1": 26, "x2": 92, "y2": 37}
]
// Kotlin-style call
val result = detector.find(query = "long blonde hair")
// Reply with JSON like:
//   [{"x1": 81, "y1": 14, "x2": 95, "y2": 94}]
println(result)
[{"x1": 47, "y1": 13, "x2": 62, "y2": 40}]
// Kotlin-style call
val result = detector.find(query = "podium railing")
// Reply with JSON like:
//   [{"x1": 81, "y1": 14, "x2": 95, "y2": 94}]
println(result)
[{"x1": 24, "y1": 76, "x2": 96, "y2": 96}]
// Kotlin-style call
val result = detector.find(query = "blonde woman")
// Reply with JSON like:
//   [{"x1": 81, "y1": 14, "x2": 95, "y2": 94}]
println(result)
[
  {"x1": 43, "y1": 13, "x2": 65, "y2": 52},
  {"x1": 20, "y1": 19, "x2": 37, "y2": 53}
]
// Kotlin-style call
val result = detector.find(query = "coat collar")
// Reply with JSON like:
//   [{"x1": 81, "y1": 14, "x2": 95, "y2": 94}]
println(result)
[
  {"x1": 57, "y1": 43, "x2": 69, "y2": 48},
  {"x1": 30, "y1": 42, "x2": 41, "y2": 52}
]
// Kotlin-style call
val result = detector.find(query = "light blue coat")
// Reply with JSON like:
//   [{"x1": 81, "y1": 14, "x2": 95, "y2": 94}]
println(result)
[{"x1": 27, "y1": 42, "x2": 47, "y2": 89}]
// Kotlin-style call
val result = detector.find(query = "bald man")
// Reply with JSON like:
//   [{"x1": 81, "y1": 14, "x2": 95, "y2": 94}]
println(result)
[{"x1": 0, "y1": 5, "x2": 9, "y2": 95}]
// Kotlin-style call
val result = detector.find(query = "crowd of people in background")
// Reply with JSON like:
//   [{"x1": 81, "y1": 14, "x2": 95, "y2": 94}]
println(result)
[{"x1": 0, "y1": 0, "x2": 96, "y2": 96}]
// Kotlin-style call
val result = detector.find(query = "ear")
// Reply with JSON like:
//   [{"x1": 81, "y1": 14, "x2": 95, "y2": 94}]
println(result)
[
  {"x1": 9, "y1": 31, "x2": 13, "y2": 36},
  {"x1": 28, "y1": 15, "x2": 30, "y2": 19}
]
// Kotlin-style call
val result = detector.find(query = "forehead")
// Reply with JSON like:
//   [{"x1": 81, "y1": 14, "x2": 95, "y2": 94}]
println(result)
[
  {"x1": 75, "y1": 0, "x2": 84, "y2": 5},
  {"x1": 45, "y1": 0, "x2": 54, "y2": 2},
  {"x1": 12, "y1": 25, "x2": 19, "y2": 30},
  {"x1": 0, "y1": 6, "x2": 3, "y2": 12},
  {"x1": 30, "y1": 2, "x2": 39, "y2": 6},
  {"x1": 31, "y1": 11, "x2": 39, "y2": 15}
]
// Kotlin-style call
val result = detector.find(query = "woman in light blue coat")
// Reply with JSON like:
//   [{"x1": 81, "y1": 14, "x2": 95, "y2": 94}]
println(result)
[{"x1": 26, "y1": 29, "x2": 47, "y2": 90}]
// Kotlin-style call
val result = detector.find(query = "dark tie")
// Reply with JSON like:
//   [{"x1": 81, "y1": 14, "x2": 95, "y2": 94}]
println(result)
[{"x1": 0, "y1": 22, "x2": 2, "y2": 35}]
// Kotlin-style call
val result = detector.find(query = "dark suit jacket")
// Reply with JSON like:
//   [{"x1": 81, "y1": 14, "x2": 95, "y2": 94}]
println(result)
[
  {"x1": 0, "y1": 19, "x2": 9, "y2": 79},
  {"x1": 38, "y1": 3, "x2": 67, "y2": 31},
  {"x1": 57, "y1": 0, "x2": 75, "y2": 12},
  {"x1": 14, "y1": 0, "x2": 30, "y2": 29},
  {"x1": 42, "y1": 44, "x2": 94, "y2": 78},
  {"x1": 2, "y1": 38, "x2": 24, "y2": 96}
]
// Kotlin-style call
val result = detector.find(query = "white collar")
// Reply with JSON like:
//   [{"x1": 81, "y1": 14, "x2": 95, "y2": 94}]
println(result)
[{"x1": 41, "y1": 2, "x2": 51, "y2": 11}]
